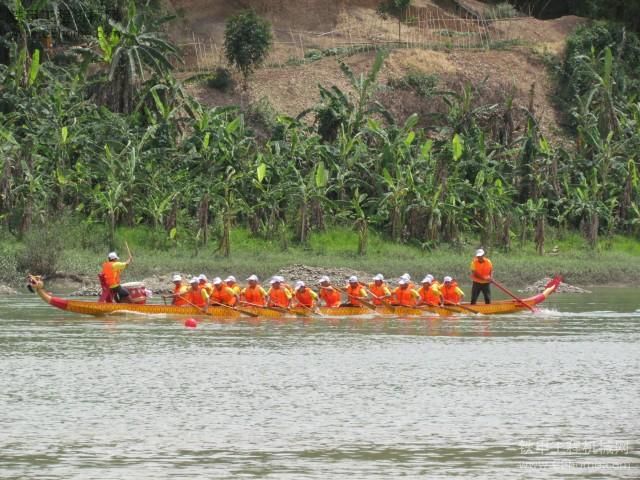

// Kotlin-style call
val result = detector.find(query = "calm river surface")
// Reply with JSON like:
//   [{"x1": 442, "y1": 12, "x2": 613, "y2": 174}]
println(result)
[{"x1": 1, "y1": 288, "x2": 639, "y2": 479}]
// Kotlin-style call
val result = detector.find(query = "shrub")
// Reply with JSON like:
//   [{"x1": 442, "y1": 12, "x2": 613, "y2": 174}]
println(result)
[
  {"x1": 389, "y1": 71, "x2": 439, "y2": 98},
  {"x1": 486, "y1": 2, "x2": 519, "y2": 20},
  {"x1": 206, "y1": 67, "x2": 233, "y2": 91},
  {"x1": 224, "y1": 10, "x2": 273, "y2": 84},
  {"x1": 16, "y1": 224, "x2": 65, "y2": 277}
]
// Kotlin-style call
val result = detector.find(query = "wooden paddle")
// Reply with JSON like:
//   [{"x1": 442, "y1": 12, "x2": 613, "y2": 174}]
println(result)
[
  {"x1": 444, "y1": 301, "x2": 479, "y2": 315},
  {"x1": 239, "y1": 301, "x2": 291, "y2": 315},
  {"x1": 334, "y1": 285, "x2": 378, "y2": 311},
  {"x1": 491, "y1": 278, "x2": 535, "y2": 312},
  {"x1": 293, "y1": 301, "x2": 324, "y2": 317},
  {"x1": 209, "y1": 299, "x2": 259, "y2": 318},
  {"x1": 363, "y1": 287, "x2": 396, "y2": 313}
]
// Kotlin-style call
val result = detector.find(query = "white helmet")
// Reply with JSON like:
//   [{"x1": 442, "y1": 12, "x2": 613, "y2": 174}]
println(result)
[
  {"x1": 318, "y1": 275, "x2": 330, "y2": 284},
  {"x1": 295, "y1": 281, "x2": 305, "y2": 290},
  {"x1": 373, "y1": 274, "x2": 384, "y2": 281},
  {"x1": 246, "y1": 274, "x2": 259, "y2": 282},
  {"x1": 198, "y1": 274, "x2": 208, "y2": 282},
  {"x1": 444, "y1": 276, "x2": 453, "y2": 283},
  {"x1": 476, "y1": 248, "x2": 485, "y2": 257},
  {"x1": 398, "y1": 278, "x2": 408, "y2": 285},
  {"x1": 348, "y1": 275, "x2": 358, "y2": 283},
  {"x1": 212, "y1": 277, "x2": 222, "y2": 285},
  {"x1": 421, "y1": 275, "x2": 434, "y2": 284},
  {"x1": 171, "y1": 274, "x2": 182, "y2": 282},
  {"x1": 107, "y1": 251, "x2": 119, "y2": 260},
  {"x1": 401, "y1": 273, "x2": 411, "y2": 281},
  {"x1": 189, "y1": 277, "x2": 199, "y2": 284},
  {"x1": 225, "y1": 275, "x2": 236, "y2": 283}
]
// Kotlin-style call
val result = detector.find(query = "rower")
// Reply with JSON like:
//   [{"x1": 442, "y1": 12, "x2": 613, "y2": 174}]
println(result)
[
  {"x1": 198, "y1": 274, "x2": 214, "y2": 297},
  {"x1": 400, "y1": 272, "x2": 415, "y2": 290},
  {"x1": 225, "y1": 275, "x2": 241, "y2": 296},
  {"x1": 442, "y1": 276, "x2": 464, "y2": 305},
  {"x1": 241, "y1": 274, "x2": 267, "y2": 306},
  {"x1": 417, "y1": 275, "x2": 443, "y2": 306},
  {"x1": 210, "y1": 277, "x2": 238, "y2": 306},
  {"x1": 267, "y1": 277, "x2": 292, "y2": 308},
  {"x1": 318, "y1": 276, "x2": 341, "y2": 307},
  {"x1": 294, "y1": 281, "x2": 318, "y2": 308},
  {"x1": 343, "y1": 276, "x2": 368, "y2": 306},
  {"x1": 187, "y1": 276, "x2": 208, "y2": 311},
  {"x1": 101, "y1": 250, "x2": 132, "y2": 303},
  {"x1": 470, "y1": 248, "x2": 492, "y2": 304},
  {"x1": 392, "y1": 277, "x2": 419, "y2": 306},
  {"x1": 171, "y1": 274, "x2": 189, "y2": 306},
  {"x1": 368, "y1": 274, "x2": 391, "y2": 305}
]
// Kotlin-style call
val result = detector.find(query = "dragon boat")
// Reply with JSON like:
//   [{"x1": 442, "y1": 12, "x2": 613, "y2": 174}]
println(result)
[{"x1": 27, "y1": 275, "x2": 561, "y2": 319}]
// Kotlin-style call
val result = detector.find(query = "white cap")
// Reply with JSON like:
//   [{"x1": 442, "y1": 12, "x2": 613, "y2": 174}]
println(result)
[
  {"x1": 212, "y1": 277, "x2": 222, "y2": 285},
  {"x1": 348, "y1": 275, "x2": 358, "y2": 283},
  {"x1": 274, "y1": 275, "x2": 284, "y2": 282},
  {"x1": 225, "y1": 276, "x2": 236, "y2": 283},
  {"x1": 270, "y1": 277, "x2": 280, "y2": 284},
  {"x1": 108, "y1": 252, "x2": 119, "y2": 260},
  {"x1": 476, "y1": 248, "x2": 485, "y2": 257},
  {"x1": 189, "y1": 277, "x2": 199, "y2": 284},
  {"x1": 172, "y1": 274, "x2": 182, "y2": 282},
  {"x1": 198, "y1": 274, "x2": 208, "y2": 282},
  {"x1": 295, "y1": 281, "x2": 305, "y2": 290},
  {"x1": 444, "y1": 276, "x2": 453, "y2": 283},
  {"x1": 373, "y1": 274, "x2": 384, "y2": 281},
  {"x1": 421, "y1": 275, "x2": 434, "y2": 284},
  {"x1": 401, "y1": 273, "x2": 411, "y2": 281},
  {"x1": 398, "y1": 278, "x2": 408, "y2": 285},
  {"x1": 246, "y1": 274, "x2": 259, "y2": 282},
  {"x1": 319, "y1": 275, "x2": 330, "y2": 283}
]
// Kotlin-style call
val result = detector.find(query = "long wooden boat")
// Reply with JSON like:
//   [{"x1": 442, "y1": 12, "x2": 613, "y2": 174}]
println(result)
[{"x1": 27, "y1": 275, "x2": 561, "y2": 319}]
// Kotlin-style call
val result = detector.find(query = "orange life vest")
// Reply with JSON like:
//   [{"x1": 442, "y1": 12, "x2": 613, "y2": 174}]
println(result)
[
  {"x1": 442, "y1": 282, "x2": 463, "y2": 304},
  {"x1": 188, "y1": 286, "x2": 207, "y2": 307},
  {"x1": 368, "y1": 283, "x2": 389, "y2": 305},
  {"x1": 101, "y1": 261, "x2": 121, "y2": 289},
  {"x1": 418, "y1": 282, "x2": 442, "y2": 305},
  {"x1": 320, "y1": 287, "x2": 341, "y2": 307},
  {"x1": 393, "y1": 286, "x2": 417, "y2": 306},
  {"x1": 471, "y1": 258, "x2": 493, "y2": 283},
  {"x1": 268, "y1": 287, "x2": 290, "y2": 308},
  {"x1": 345, "y1": 284, "x2": 366, "y2": 305},
  {"x1": 172, "y1": 284, "x2": 188, "y2": 306},
  {"x1": 295, "y1": 289, "x2": 315, "y2": 308},
  {"x1": 243, "y1": 285, "x2": 266, "y2": 306},
  {"x1": 211, "y1": 286, "x2": 237, "y2": 306}
]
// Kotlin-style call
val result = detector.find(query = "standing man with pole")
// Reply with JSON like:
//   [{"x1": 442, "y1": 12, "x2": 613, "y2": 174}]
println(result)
[{"x1": 470, "y1": 248, "x2": 492, "y2": 304}]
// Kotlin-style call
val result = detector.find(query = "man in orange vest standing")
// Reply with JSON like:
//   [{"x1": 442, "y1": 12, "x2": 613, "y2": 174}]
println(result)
[
  {"x1": 101, "y1": 250, "x2": 132, "y2": 303},
  {"x1": 470, "y1": 248, "x2": 493, "y2": 304}
]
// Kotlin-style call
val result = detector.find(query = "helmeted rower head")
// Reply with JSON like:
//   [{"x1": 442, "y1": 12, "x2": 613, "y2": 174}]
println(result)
[
  {"x1": 107, "y1": 251, "x2": 119, "y2": 261},
  {"x1": 421, "y1": 275, "x2": 434, "y2": 284},
  {"x1": 295, "y1": 281, "x2": 305, "y2": 291},
  {"x1": 348, "y1": 275, "x2": 358, "y2": 284},
  {"x1": 398, "y1": 278, "x2": 408, "y2": 288},
  {"x1": 212, "y1": 277, "x2": 223, "y2": 287},
  {"x1": 269, "y1": 277, "x2": 281, "y2": 286},
  {"x1": 225, "y1": 275, "x2": 236, "y2": 284},
  {"x1": 475, "y1": 248, "x2": 485, "y2": 258},
  {"x1": 318, "y1": 275, "x2": 330, "y2": 286},
  {"x1": 189, "y1": 277, "x2": 199, "y2": 285},
  {"x1": 172, "y1": 274, "x2": 182, "y2": 283},
  {"x1": 373, "y1": 273, "x2": 384, "y2": 284},
  {"x1": 246, "y1": 274, "x2": 259, "y2": 285},
  {"x1": 198, "y1": 274, "x2": 208, "y2": 284},
  {"x1": 401, "y1": 273, "x2": 411, "y2": 282},
  {"x1": 443, "y1": 276, "x2": 453, "y2": 284}
]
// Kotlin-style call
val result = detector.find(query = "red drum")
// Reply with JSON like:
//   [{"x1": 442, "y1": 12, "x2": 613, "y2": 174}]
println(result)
[{"x1": 121, "y1": 282, "x2": 149, "y2": 304}]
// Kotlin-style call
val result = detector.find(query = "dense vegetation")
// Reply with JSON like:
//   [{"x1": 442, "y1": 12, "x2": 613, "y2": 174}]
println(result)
[{"x1": 1, "y1": 1, "x2": 639, "y2": 277}]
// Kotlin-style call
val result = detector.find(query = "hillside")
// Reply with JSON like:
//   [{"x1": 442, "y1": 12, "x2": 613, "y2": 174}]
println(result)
[{"x1": 166, "y1": 0, "x2": 585, "y2": 140}]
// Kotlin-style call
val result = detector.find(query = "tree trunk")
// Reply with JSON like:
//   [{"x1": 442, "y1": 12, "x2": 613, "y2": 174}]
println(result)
[{"x1": 535, "y1": 216, "x2": 545, "y2": 255}]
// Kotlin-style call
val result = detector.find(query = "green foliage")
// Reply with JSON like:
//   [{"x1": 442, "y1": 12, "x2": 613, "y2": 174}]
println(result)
[
  {"x1": 376, "y1": 0, "x2": 411, "y2": 19},
  {"x1": 224, "y1": 10, "x2": 272, "y2": 84},
  {"x1": 16, "y1": 222, "x2": 66, "y2": 276},
  {"x1": 206, "y1": 66, "x2": 233, "y2": 91},
  {"x1": 486, "y1": 2, "x2": 519, "y2": 20},
  {"x1": 388, "y1": 71, "x2": 438, "y2": 98}
]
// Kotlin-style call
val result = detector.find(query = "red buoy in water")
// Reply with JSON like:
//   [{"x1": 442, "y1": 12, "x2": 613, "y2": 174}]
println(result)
[{"x1": 184, "y1": 318, "x2": 197, "y2": 328}]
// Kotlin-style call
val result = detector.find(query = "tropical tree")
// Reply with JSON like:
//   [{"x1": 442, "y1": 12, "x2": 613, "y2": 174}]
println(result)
[{"x1": 224, "y1": 10, "x2": 272, "y2": 87}]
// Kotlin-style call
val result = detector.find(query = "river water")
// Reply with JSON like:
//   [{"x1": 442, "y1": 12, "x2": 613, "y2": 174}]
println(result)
[{"x1": 1, "y1": 288, "x2": 638, "y2": 479}]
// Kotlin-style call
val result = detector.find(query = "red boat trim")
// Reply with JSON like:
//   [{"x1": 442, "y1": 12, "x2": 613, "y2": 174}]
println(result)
[{"x1": 49, "y1": 296, "x2": 69, "y2": 311}]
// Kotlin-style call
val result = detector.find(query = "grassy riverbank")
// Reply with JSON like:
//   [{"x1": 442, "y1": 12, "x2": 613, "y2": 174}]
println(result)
[{"x1": 2, "y1": 225, "x2": 640, "y2": 288}]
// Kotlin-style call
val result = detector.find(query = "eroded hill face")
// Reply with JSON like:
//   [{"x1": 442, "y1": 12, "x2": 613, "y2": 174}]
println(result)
[{"x1": 168, "y1": 0, "x2": 585, "y2": 143}]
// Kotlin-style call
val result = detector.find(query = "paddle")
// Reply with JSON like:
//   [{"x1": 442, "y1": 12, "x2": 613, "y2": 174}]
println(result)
[
  {"x1": 239, "y1": 301, "x2": 290, "y2": 315},
  {"x1": 334, "y1": 285, "x2": 378, "y2": 311},
  {"x1": 363, "y1": 287, "x2": 396, "y2": 313},
  {"x1": 491, "y1": 278, "x2": 536, "y2": 312},
  {"x1": 444, "y1": 301, "x2": 479, "y2": 315},
  {"x1": 209, "y1": 299, "x2": 259, "y2": 318},
  {"x1": 293, "y1": 301, "x2": 324, "y2": 317},
  {"x1": 124, "y1": 240, "x2": 133, "y2": 262}
]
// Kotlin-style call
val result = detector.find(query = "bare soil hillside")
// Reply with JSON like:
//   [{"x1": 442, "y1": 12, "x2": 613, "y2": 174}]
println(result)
[{"x1": 168, "y1": 0, "x2": 586, "y2": 141}]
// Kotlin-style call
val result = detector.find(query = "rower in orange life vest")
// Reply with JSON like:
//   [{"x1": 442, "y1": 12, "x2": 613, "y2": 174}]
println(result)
[
  {"x1": 210, "y1": 277, "x2": 238, "y2": 306},
  {"x1": 198, "y1": 274, "x2": 214, "y2": 297},
  {"x1": 170, "y1": 274, "x2": 189, "y2": 306},
  {"x1": 392, "y1": 277, "x2": 419, "y2": 306},
  {"x1": 241, "y1": 274, "x2": 267, "y2": 306},
  {"x1": 267, "y1": 277, "x2": 292, "y2": 308},
  {"x1": 318, "y1": 276, "x2": 341, "y2": 307},
  {"x1": 400, "y1": 273, "x2": 415, "y2": 290},
  {"x1": 225, "y1": 276, "x2": 242, "y2": 296},
  {"x1": 186, "y1": 276, "x2": 209, "y2": 310},
  {"x1": 293, "y1": 281, "x2": 318, "y2": 308},
  {"x1": 441, "y1": 276, "x2": 465, "y2": 305},
  {"x1": 367, "y1": 273, "x2": 391, "y2": 305},
  {"x1": 344, "y1": 276, "x2": 368, "y2": 306},
  {"x1": 101, "y1": 250, "x2": 132, "y2": 303},
  {"x1": 470, "y1": 248, "x2": 493, "y2": 304},
  {"x1": 417, "y1": 274, "x2": 443, "y2": 306}
]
